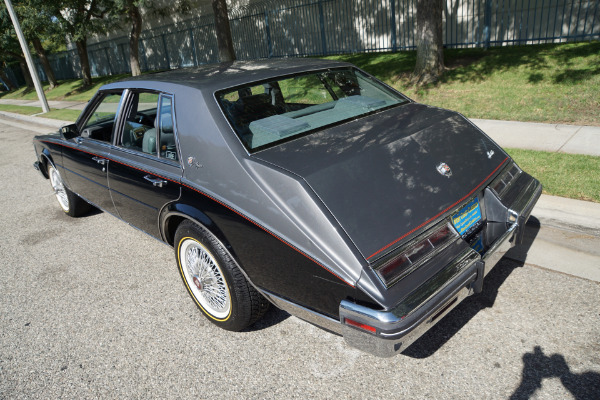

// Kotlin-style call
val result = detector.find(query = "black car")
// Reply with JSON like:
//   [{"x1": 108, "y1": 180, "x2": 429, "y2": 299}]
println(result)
[{"x1": 33, "y1": 59, "x2": 541, "y2": 357}]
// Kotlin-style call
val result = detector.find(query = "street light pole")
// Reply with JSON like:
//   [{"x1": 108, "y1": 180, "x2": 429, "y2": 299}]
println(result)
[{"x1": 3, "y1": 0, "x2": 50, "y2": 113}]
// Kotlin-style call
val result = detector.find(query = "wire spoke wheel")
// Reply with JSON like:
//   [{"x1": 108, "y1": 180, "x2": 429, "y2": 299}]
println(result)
[
  {"x1": 175, "y1": 221, "x2": 269, "y2": 330},
  {"x1": 49, "y1": 165, "x2": 69, "y2": 212},
  {"x1": 179, "y1": 238, "x2": 231, "y2": 320}
]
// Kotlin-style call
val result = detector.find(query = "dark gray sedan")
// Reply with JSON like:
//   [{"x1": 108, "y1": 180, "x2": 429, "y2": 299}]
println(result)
[{"x1": 33, "y1": 58, "x2": 541, "y2": 357}]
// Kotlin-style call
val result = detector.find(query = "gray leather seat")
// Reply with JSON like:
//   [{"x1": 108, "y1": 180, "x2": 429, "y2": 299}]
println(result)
[{"x1": 142, "y1": 111, "x2": 176, "y2": 158}]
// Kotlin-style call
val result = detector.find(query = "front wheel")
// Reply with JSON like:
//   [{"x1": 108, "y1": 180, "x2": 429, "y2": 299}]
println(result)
[
  {"x1": 47, "y1": 163, "x2": 91, "y2": 217},
  {"x1": 174, "y1": 220, "x2": 269, "y2": 331}
]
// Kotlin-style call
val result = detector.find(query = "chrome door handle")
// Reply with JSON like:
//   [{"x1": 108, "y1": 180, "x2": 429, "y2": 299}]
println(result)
[
  {"x1": 76, "y1": 137, "x2": 83, "y2": 144},
  {"x1": 144, "y1": 175, "x2": 167, "y2": 188},
  {"x1": 92, "y1": 156, "x2": 107, "y2": 165}
]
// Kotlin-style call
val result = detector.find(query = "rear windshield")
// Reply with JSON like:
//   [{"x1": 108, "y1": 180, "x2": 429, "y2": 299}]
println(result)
[{"x1": 216, "y1": 67, "x2": 409, "y2": 152}]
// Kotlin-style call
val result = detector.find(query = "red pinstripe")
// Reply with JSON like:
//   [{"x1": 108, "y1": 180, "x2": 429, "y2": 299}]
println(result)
[
  {"x1": 366, "y1": 157, "x2": 509, "y2": 261},
  {"x1": 42, "y1": 140, "x2": 355, "y2": 287}
]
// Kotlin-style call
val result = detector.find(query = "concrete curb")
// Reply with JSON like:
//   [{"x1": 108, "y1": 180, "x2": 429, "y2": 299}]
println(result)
[{"x1": 530, "y1": 194, "x2": 600, "y2": 237}]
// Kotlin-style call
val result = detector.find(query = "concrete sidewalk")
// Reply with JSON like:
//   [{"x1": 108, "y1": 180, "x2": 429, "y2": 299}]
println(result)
[
  {"x1": 2, "y1": 98, "x2": 600, "y2": 156},
  {"x1": 471, "y1": 119, "x2": 600, "y2": 157}
]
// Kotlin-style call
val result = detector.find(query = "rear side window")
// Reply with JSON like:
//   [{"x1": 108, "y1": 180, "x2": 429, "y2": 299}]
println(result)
[{"x1": 119, "y1": 91, "x2": 178, "y2": 162}]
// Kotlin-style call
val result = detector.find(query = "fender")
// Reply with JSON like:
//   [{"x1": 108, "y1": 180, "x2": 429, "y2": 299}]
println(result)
[{"x1": 38, "y1": 150, "x2": 53, "y2": 179}]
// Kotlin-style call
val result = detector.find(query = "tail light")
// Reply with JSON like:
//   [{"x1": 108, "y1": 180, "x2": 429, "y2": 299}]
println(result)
[
  {"x1": 375, "y1": 223, "x2": 458, "y2": 287},
  {"x1": 491, "y1": 163, "x2": 521, "y2": 197}
]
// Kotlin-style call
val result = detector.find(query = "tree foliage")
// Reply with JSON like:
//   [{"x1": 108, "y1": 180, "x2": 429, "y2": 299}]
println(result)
[
  {"x1": 51, "y1": 0, "x2": 116, "y2": 86},
  {"x1": 12, "y1": 0, "x2": 61, "y2": 88},
  {"x1": 112, "y1": 0, "x2": 192, "y2": 76},
  {"x1": 0, "y1": 6, "x2": 28, "y2": 89}
]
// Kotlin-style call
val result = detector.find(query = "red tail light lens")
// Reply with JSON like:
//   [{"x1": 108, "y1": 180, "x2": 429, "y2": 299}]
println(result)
[
  {"x1": 375, "y1": 223, "x2": 457, "y2": 287},
  {"x1": 378, "y1": 254, "x2": 411, "y2": 283}
]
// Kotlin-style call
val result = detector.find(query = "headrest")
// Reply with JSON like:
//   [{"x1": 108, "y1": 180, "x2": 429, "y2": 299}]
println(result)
[{"x1": 161, "y1": 112, "x2": 173, "y2": 134}]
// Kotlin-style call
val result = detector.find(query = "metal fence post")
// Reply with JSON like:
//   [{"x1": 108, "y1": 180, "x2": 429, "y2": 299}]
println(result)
[
  {"x1": 265, "y1": 11, "x2": 273, "y2": 58},
  {"x1": 103, "y1": 47, "x2": 114, "y2": 75},
  {"x1": 139, "y1": 40, "x2": 149, "y2": 72},
  {"x1": 318, "y1": 0, "x2": 328, "y2": 55},
  {"x1": 119, "y1": 43, "x2": 128, "y2": 73},
  {"x1": 161, "y1": 34, "x2": 171, "y2": 69},
  {"x1": 483, "y1": 0, "x2": 492, "y2": 48},
  {"x1": 390, "y1": 0, "x2": 397, "y2": 52},
  {"x1": 189, "y1": 28, "x2": 199, "y2": 66}
]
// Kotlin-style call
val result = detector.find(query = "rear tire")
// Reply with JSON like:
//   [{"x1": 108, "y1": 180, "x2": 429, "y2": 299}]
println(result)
[
  {"x1": 174, "y1": 220, "x2": 269, "y2": 331},
  {"x1": 47, "y1": 163, "x2": 91, "y2": 217}
]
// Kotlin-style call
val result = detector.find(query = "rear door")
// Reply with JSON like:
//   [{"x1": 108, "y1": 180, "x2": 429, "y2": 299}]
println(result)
[
  {"x1": 107, "y1": 91, "x2": 182, "y2": 238},
  {"x1": 60, "y1": 90, "x2": 125, "y2": 213}
]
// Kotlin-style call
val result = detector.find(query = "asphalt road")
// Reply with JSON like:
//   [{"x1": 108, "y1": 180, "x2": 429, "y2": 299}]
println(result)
[{"x1": 1, "y1": 122, "x2": 599, "y2": 399}]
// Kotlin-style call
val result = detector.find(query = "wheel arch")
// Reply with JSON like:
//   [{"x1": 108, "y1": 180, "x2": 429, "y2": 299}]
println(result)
[
  {"x1": 38, "y1": 148, "x2": 55, "y2": 179},
  {"x1": 160, "y1": 203, "x2": 234, "y2": 253},
  {"x1": 160, "y1": 203, "x2": 260, "y2": 291}
]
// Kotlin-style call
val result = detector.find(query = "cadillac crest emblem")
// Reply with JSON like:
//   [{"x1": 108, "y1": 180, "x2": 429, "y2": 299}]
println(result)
[{"x1": 436, "y1": 162, "x2": 452, "y2": 178}]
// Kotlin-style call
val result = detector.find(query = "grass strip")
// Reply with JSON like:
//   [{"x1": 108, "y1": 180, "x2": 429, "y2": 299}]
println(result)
[
  {"x1": 505, "y1": 148, "x2": 600, "y2": 203},
  {"x1": 326, "y1": 41, "x2": 600, "y2": 126},
  {"x1": 0, "y1": 104, "x2": 80, "y2": 122},
  {"x1": 3, "y1": 43, "x2": 598, "y2": 125},
  {"x1": 0, "y1": 104, "x2": 40, "y2": 115},
  {"x1": 0, "y1": 74, "x2": 129, "y2": 102}
]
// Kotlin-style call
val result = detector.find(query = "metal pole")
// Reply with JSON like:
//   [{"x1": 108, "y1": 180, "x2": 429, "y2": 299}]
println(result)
[{"x1": 3, "y1": 0, "x2": 50, "y2": 113}]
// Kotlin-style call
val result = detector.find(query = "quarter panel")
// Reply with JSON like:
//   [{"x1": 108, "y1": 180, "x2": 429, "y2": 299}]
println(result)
[{"x1": 173, "y1": 187, "x2": 373, "y2": 318}]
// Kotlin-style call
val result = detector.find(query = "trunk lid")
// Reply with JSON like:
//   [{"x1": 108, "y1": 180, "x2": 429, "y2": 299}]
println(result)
[{"x1": 254, "y1": 103, "x2": 508, "y2": 261}]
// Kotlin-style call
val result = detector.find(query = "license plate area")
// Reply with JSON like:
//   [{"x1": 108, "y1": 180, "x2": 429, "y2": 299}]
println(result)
[{"x1": 452, "y1": 197, "x2": 483, "y2": 237}]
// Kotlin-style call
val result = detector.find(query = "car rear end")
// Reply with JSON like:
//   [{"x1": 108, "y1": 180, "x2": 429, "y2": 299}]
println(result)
[{"x1": 339, "y1": 161, "x2": 541, "y2": 357}]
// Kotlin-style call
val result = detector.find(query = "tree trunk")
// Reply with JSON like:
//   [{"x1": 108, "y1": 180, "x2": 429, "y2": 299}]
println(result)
[
  {"x1": 18, "y1": 59, "x2": 34, "y2": 89},
  {"x1": 75, "y1": 39, "x2": 92, "y2": 87},
  {"x1": 32, "y1": 38, "x2": 58, "y2": 89},
  {"x1": 211, "y1": 0, "x2": 236, "y2": 62},
  {"x1": 413, "y1": 0, "x2": 444, "y2": 85},
  {"x1": 129, "y1": 4, "x2": 142, "y2": 76},
  {"x1": 0, "y1": 68, "x2": 18, "y2": 91}
]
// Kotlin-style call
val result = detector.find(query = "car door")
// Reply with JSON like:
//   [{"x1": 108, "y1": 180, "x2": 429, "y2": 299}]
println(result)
[
  {"x1": 107, "y1": 91, "x2": 182, "y2": 238},
  {"x1": 60, "y1": 90, "x2": 125, "y2": 213}
]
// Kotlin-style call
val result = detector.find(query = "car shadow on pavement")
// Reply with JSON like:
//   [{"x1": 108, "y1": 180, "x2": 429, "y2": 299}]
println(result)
[
  {"x1": 509, "y1": 345, "x2": 600, "y2": 400},
  {"x1": 402, "y1": 217, "x2": 541, "y2": 359},
  {"x1": 244, "y1": 306, "x2": 291, "y2": 332}
]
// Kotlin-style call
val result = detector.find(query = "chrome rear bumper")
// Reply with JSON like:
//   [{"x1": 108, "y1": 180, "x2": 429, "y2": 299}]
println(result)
[{"x1": 339, "y1": 173, "x2": 542, "y2": 357}]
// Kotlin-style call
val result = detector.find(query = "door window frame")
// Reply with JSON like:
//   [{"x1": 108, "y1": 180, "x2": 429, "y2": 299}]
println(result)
[
  {"x1": 113, "y1": 89, "x2": 182, "y2": 167},
  {"x1": 76, "y1": 89, "x2": 129, "y2": 146}
]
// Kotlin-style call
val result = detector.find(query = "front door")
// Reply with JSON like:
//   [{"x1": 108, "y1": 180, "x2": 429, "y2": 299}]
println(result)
[
  {"x1": 60, "y1": 90, "x2": 125, "y2": 213},
  {"x1": 107, "y1": 91, "x2": 182, "y2": 238}
]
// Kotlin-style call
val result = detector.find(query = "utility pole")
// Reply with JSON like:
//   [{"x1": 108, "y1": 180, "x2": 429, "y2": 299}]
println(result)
[{"x1": 3, "y1": 0, "x2": 50, "y2": 113}]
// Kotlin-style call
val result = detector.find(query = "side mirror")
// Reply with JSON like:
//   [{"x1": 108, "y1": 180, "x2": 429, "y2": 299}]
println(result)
[{"x1": 60, "y1": 123, "x2": 79, "y2": 140}]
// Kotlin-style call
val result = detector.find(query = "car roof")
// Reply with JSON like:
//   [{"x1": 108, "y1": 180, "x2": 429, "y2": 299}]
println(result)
[{"x1": 101, "y1": 58, "x2": 353, "y2": 94}]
